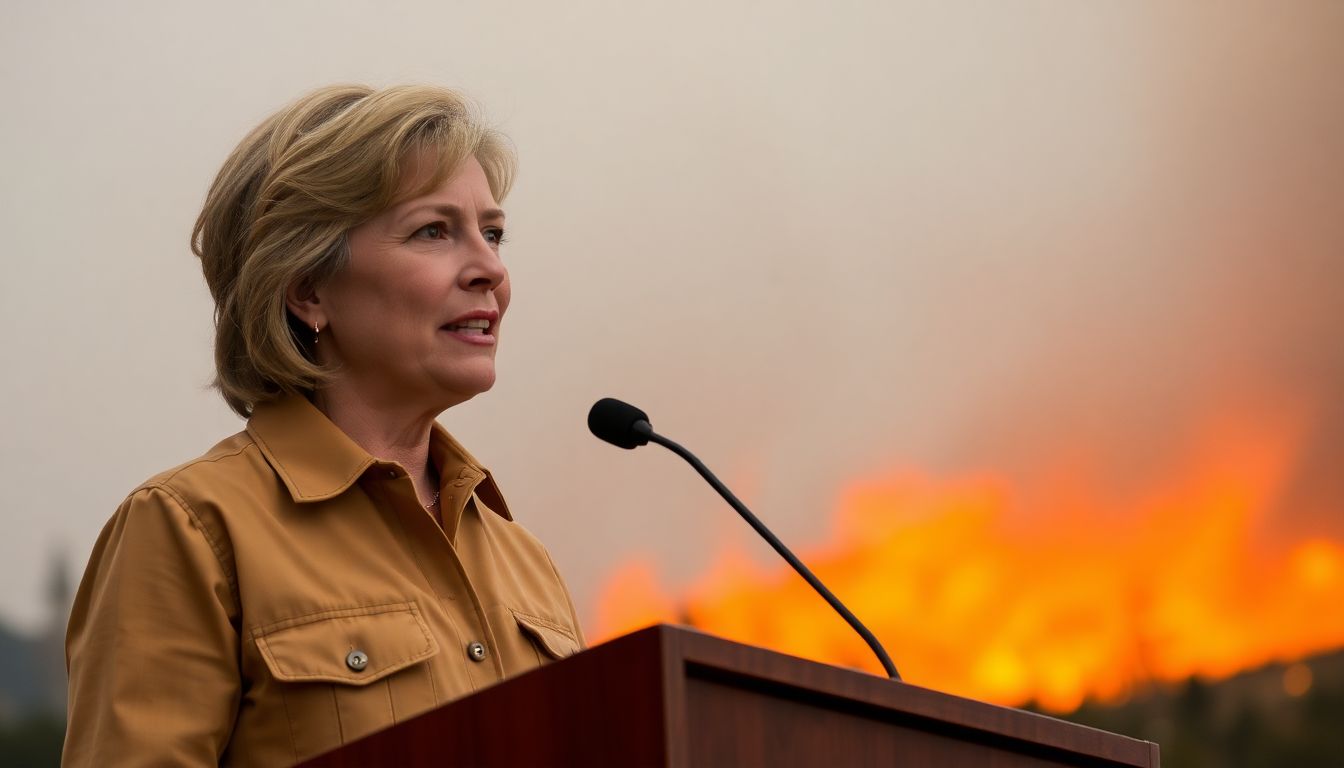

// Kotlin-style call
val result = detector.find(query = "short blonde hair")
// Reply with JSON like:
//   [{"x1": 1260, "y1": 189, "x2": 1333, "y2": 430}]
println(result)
[{"x1": 192, "y1": 84, "x2": 515, "y2": 418}]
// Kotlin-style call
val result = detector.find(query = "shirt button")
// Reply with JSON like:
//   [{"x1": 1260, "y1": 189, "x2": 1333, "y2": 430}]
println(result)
[
  {"x1": 346, "y1": 649, "x2": 369, "y2": 671},
  {"x1": 466, "y1": 642, "x2": 487, "y2": 662}
]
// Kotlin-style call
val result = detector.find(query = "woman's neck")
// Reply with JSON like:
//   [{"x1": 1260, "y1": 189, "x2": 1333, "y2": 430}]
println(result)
[{"x1": 312, "y1": 387, "x2": 441, "y2": 506}]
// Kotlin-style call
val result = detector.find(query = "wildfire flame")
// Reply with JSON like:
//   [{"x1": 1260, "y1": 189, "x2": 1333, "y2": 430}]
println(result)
[{"x1": 591, "y1": 407, "x2": 1344, "y2": 712}]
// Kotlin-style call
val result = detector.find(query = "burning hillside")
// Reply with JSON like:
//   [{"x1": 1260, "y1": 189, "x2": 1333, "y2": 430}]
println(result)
[{"x1": 591, "y1": 404, "x2": 1344, "y2": 713}]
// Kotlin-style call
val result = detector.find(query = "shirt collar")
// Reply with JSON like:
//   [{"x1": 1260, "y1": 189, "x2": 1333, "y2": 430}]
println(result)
[
  {"x1": 246, "y1": 395, "x2": 512, "y2": 520},
  {"x1": 429, "y1": 420, "x2": 514, "y2": 522}
]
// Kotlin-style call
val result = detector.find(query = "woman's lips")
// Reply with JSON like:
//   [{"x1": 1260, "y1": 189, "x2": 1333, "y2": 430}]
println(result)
[{"x1": 440, "y1": 319, "x2": 496, "y2": 345}]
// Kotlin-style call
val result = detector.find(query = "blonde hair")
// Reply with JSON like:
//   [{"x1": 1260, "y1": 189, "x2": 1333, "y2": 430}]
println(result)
[{"x1": 192, "y1": 84, "x2": 515, "y2": 417}]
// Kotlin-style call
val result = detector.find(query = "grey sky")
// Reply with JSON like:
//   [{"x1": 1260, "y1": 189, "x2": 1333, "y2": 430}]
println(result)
[{"x1": 2, "y1": 1, "x2": 1341, "y2": 634}]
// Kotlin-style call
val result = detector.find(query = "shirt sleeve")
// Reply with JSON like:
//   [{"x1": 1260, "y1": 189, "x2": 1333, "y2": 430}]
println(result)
[{"x1": 64, "y1": 485, "x2": 242, "y2": 767}]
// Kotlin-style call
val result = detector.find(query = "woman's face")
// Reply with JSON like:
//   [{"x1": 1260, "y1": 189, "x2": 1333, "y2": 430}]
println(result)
[{"x1": 312, "y1": 151, "x2": 510, "y2": 412}]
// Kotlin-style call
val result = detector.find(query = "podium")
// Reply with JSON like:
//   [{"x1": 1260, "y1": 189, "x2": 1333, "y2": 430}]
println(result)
[{"x1": 301, "y1": 624, "x2": 1159, "y2": 766}]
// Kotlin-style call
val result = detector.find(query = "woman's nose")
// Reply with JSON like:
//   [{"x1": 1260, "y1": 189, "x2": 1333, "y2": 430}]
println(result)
[{"x1": 460, "y1": 233, "x2": 507, "y2": 291}]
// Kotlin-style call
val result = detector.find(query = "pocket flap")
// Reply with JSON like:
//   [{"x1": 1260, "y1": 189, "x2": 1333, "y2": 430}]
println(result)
[
  {"x1": 512, "y1": 610, "x2": 580, "y2": 660},
  {"x1": 254, "y1": 602, "x2": 439, "y2": 685}
]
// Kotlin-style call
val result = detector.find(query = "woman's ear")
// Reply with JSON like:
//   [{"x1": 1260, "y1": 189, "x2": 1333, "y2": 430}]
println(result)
[{"x1": 285, "y1": 278, "x2": 325, "y2": 331}]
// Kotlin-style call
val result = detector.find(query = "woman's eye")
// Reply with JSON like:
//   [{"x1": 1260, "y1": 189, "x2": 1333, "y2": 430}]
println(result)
[
  {"x1": 484, "y1": 227, "x2": 508, "y2": 246},
  {"x1": 414, "y1": 223, "x2": 444, "y2": 239}
]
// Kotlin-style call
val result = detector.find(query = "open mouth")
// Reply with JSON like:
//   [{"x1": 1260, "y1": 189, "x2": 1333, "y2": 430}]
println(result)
[{"x1": 442, "y1": 318, "x2": 492, "y2": 336}]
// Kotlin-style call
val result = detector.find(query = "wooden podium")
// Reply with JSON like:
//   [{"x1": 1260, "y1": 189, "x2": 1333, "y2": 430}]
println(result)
[{"x1": 300, "y1": 624, "x2": 1159, "y2": 766}]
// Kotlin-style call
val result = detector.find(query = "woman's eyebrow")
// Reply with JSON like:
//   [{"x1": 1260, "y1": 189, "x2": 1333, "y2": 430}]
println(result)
[{"x1": 395, "y1": 203, "x2": 506, "y2": 225}]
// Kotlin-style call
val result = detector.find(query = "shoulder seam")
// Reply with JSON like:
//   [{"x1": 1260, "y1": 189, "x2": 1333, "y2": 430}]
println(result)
[
  {"x1": 148, "y1": 440, "x2": 258, "y2": 490},
  {"x1": 139, "y1": 482, "x2": 242, "y2": 609}
]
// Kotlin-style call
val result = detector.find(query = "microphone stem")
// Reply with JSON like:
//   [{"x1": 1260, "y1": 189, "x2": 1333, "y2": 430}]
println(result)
[{"x1": 641, "y1": 426, "x2": 902, "y2": 681}]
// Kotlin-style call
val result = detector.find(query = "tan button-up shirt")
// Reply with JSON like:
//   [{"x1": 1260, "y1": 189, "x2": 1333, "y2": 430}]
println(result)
[{"x1": 64, "y1": 396, "x2": 585, "y2": 766}]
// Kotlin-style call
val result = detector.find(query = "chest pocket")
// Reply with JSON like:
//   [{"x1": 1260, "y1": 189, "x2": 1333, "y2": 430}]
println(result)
[
  {"x1": 253, "y1": 602, "x2": 440, "y2": 761},
  {"x1": 512, "y1": 609, "x2": 581, "y2": 660}
]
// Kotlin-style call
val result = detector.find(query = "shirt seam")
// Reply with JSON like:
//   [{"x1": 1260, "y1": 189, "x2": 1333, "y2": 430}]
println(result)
[
  {"x1": 249, "y1": 601, "x2": 425, "y2": 637},
  {"x1": 143, "y1": 440, "x2": 255, "y2": 489},
  {"x1": 279, "y1": 679, "x2": 300, "y2": 765},
  {"x1": 544, "y1": 547, "x2": 585, "y2": 646},
  {"x1": 510, "y1": 609, "x2": 576, "y2": 638},
  {"x1": 379, "y1": 485, "x2": 449, "y2": 603},
  {"x1": 148, "y1": 482, "x2": 241, "y2": 608}
]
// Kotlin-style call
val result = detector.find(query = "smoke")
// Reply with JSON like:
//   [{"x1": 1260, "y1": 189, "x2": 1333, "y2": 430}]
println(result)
[{"x1": 947, "y1": 3, "x2": 1344, "y2": 544}]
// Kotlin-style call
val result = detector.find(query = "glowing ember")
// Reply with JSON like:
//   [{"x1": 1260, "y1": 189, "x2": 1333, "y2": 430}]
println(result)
[{"x1": 590, "y1": 410, "x2": 1344, "y2": 712}]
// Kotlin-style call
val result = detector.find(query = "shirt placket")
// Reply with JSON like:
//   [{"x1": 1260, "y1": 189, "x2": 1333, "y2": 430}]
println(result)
[{"x1": 365, "y1": 462, "x2": 506, "y2": 685}]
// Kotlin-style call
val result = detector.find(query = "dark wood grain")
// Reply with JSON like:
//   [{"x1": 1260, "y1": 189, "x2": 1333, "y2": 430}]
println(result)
[
  {"x1": 670, "y1": 627, "x2": 1155, "y2": 767},
  {"x1": 300, "y1": 624, "x2": 1159, "y2": 767}
]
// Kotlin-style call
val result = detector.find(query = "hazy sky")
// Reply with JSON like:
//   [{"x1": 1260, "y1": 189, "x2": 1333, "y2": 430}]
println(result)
[{"x1": 2, "y1": 1, "x2": 1341, "y2": 634}]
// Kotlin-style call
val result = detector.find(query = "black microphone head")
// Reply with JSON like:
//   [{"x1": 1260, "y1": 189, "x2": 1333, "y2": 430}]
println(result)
[{"x1": 588, "y1": 398, "x2": 652, "y2": 449}]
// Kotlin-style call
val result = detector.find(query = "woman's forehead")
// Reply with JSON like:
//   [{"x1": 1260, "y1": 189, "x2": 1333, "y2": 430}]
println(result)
[{"x1": 388, "y1": 156, "x2": 503, "y2": 221}]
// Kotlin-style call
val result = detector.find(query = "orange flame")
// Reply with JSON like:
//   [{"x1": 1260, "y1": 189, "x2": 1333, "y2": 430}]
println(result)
[{"x1": 590, "y1": 407, "x2": 1344, "y2": 712}]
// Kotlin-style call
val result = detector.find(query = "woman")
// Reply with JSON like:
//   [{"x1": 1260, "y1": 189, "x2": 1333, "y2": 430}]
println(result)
[{"x1": 63, "y1": 84, "x2": 584, "y2": 767}]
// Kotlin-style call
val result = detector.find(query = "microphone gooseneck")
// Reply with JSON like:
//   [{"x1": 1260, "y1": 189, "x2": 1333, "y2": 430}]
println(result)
[{"x1": 587, "y1": 398, "x2": 902, "y2": 681}]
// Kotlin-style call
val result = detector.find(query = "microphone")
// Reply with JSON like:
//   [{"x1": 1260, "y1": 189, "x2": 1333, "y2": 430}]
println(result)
[
  {"x1": 587, "y1": 398, "x2": 652, "y2": 449},
  {"x1": 587, "y1": 397, "x2": 902, "y2": 680}
]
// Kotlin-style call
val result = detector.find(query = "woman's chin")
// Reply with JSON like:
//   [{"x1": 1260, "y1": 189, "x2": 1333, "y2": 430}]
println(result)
[{"x1": 430, "y1": 368, "x2": 497, "y2": 405}]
